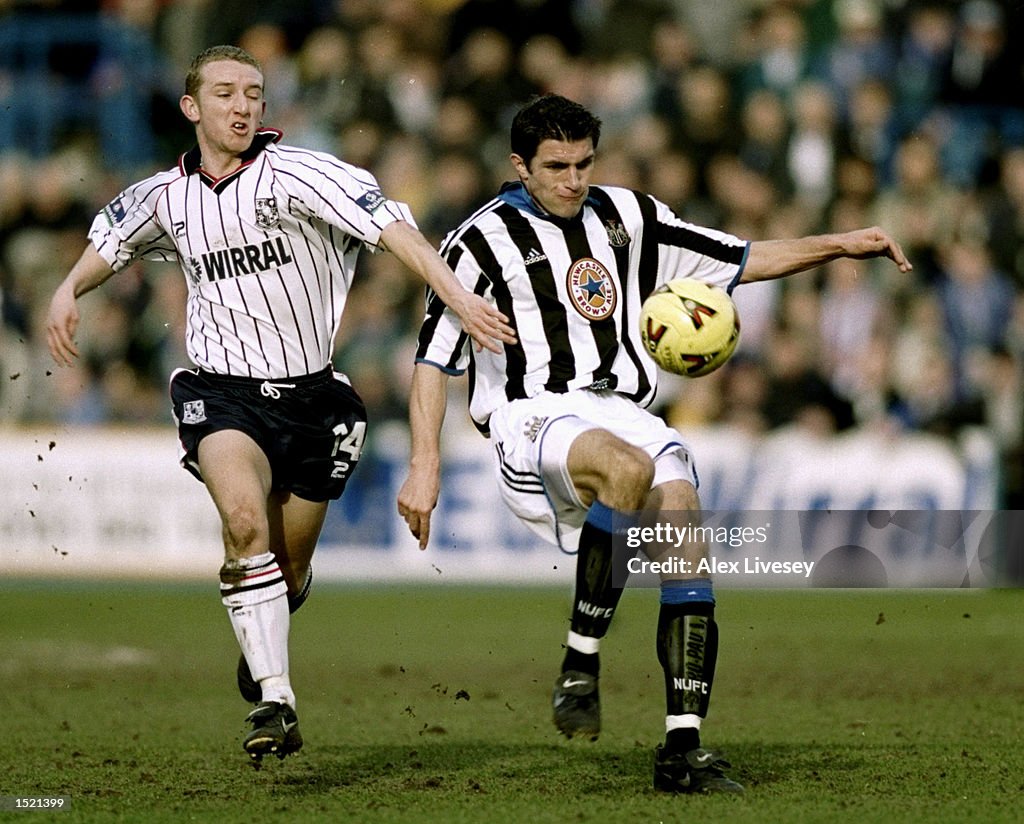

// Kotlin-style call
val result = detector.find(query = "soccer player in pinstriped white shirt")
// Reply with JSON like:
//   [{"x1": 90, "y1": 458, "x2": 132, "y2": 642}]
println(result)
[
  {"x1": 45, "y1": 45, "x2": 515, "y2": 764},
  {"x1": 398, "y1": 94, "x2": 912, "y2": 794}
]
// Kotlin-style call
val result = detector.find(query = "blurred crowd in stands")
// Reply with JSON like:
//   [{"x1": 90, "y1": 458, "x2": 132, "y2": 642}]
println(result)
[{"x1": 1, "y1": 0, "x2": 1023, "y2": 505}]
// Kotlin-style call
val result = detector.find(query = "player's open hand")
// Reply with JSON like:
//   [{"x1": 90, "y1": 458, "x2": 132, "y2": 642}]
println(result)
[
  {"x1": 451, "y1": 291, "x2": 517, "y2": 355},
  {"x1": 397, "y1": 466, "x2": 441, "y2": 550},
  {"x1": 46, "y1": 283, "x2": 82, "y2": 367},
  {"x1": 844, "y1": 227, "x2": 913, "y2": 273}
]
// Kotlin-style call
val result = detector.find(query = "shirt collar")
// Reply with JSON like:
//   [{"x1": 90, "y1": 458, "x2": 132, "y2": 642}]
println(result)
[
  {"x1": 179, "y1": 128, "x2": 283, "y2": 176},
  {"x1": 497, "y1": 181, "x2": 598, "y2": 227}
]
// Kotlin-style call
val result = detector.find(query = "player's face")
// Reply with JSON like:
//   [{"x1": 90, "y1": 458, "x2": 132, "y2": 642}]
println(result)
[
  {"x1": 512, "y1": 138, "x2": 595, "y2": 219},
  {"x1": 180, "y1": 59, "x2": 265, "y2": 162}
]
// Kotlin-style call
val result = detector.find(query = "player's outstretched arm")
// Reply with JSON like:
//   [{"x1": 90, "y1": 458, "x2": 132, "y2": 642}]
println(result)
[
  {"x1": 741, "y1": 227, "x2": 913, "y2": 283},
  {"x1": 397, "y1": 362, "x2": 451, "y2": 550},
  {"x1": 380, "y1": 221, "x2": 517, "y2": 354},
  {"x1": 46, "y1": 244, "x2": 117, "y2": 367}
]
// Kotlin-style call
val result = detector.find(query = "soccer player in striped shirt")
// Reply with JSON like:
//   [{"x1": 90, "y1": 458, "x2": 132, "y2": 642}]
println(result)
[
  {"x1": 45, "y1": 45, "x2": 515, "y2": 765},
  {"x1": 398, "y1": 94, "x2": 911, "y2": 794}
]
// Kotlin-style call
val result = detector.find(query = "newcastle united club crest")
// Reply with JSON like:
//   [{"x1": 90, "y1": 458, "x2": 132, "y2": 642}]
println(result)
[{"x1": 604, "y1": 219, "x2": 630, "y2": 247}]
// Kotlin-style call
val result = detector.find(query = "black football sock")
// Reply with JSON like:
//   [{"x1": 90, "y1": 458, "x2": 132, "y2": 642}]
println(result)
[
  {"x1": 657, "y1": 578, "x2": 718, "y2": 755},
  {"x1": 287, "y1": 565, "x2": 313, "y2": 614},
  {"x1": 561, "y1": 501, "x2": 635, "y2": 677}
]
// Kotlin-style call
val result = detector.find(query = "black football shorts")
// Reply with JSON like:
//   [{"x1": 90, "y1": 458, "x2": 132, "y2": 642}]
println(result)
[{"x1": 169, "y1": 366, "x2": 367, "y2": 502}]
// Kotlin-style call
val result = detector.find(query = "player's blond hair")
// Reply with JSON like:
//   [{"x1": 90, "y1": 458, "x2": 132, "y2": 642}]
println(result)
[{"x1": 185, "y1": 45, "x2": 263, "y2": 98}]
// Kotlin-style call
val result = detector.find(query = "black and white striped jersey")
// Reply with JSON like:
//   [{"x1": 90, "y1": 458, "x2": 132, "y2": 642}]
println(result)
[
  {"x1": 89, "y1": 129, "x2": 413, "y2": 378},
  {"x1": 415, "y1": 182, "x2": 750, "y2": 433}
]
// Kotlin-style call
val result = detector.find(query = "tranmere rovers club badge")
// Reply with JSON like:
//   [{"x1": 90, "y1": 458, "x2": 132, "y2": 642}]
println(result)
[
  {"x1": 255, "y1": 198, "x2": 280, "y2": 230},
  {"x1": 566, "y1": 257, "x2": 617, "y2": 321},
  {"x1": 182, "y1": 400, "x2": 207, "y2": 424}
]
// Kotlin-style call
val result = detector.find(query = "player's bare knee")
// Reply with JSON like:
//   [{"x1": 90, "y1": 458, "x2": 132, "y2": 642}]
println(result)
[
  {"x1": 219, "y1": 504, "x2": 266, "y2": 558},
  {"x1": 619, "y1": 444, "x2": 656, "y2": 487},
  {"x1": 603, "y1": 445, "x2": 655, "y2": 509}
]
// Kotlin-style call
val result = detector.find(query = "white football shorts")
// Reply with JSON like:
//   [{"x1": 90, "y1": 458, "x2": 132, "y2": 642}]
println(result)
[{"x1": 487, "y1": 389, "x2": 698, "y2": 551}]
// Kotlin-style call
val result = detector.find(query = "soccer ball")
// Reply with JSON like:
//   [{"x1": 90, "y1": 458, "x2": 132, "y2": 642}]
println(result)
[{"x1": 639, "y1": 279, "x2": 740, "y2": 377}]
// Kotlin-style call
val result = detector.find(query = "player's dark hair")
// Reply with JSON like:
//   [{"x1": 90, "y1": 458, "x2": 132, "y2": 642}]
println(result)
[
  {"x1": 510, "y1": 94, "x2": 602, "y2": 166},
  {"x1": 185, "y1": 45, "x2": 263, "y2": 98}
]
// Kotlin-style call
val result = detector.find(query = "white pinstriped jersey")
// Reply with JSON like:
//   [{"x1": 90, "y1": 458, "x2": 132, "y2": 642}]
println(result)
[
  {"x1": 415, "y1": 182, "x2": 750, "y2": 433},
  {"x1": 89, "y1": 129, "x2": 413, "y2": 378}
]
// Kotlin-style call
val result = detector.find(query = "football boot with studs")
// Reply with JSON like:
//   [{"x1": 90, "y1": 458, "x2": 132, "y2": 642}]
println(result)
[
  {"x1": 653, "y1": 745, "x2": 744, "y2": 795},
  {"x1": 552, "y1": 670, "x2": 600, "y2": 741},
  {"x1": 243, "y1": 701, "x2": 302, "y2": 766}
]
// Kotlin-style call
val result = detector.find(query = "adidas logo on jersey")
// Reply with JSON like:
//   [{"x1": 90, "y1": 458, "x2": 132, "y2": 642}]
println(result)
[{"x1": 524, "y1": 248, "x2": 548, "y2": 267}]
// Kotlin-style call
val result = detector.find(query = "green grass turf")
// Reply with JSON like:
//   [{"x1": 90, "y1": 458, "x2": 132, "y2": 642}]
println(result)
[{"x1": 2, "y1": 582, "x2": 1022, "y2": 823}]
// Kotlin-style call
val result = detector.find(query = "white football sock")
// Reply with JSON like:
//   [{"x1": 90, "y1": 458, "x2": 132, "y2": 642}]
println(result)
[{"x1": 220, "y1": 552, "x2": 295, "y2": 708}]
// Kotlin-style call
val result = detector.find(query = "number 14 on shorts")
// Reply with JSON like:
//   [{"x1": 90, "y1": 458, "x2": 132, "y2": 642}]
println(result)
[{"x1": 331, "y1": 421, "x2": 366, "y2": 478}]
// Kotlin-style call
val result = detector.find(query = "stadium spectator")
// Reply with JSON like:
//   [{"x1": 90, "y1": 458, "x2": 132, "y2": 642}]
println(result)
[
  {"x1": 417, "y1": 150, "x2": 491, "y2": 243},
  {"x1": 842, "y1": 77, "x2": 900, "y2": 186},
  {"x1": 972, "y1": 345, "x2": 1024, "y2": 509},
  {"x1": 42, "y1": 44, "x2": 514, "y2": 766},
  {"x1": 237, "y1": 23, "x2": 302, "y2": 131},
  {"x1": 981, "y1": 146, "x2": 1024, "y2": 287},
  {"x1": 444, "y1": 0, "x2": 584, "y2": 57},
  {"x1": 351, "y1": 22, "x2": 405, "y2": 132},
  {"x1": 443, "y1": 27, "x2": 529, "y2": 132},
  {"x1": 712, "y1": 353, "x2": 771, "y2": 434},
  {"x1": 590, "y1": 52, "x2": 655, "y2": 138},
  {"x1": 647, "y1": 16, "x2": 700, "y2": 123},
  {"x1": 934, "y1": 232, "x2": 1016, "y2": 394},
  {"x1": 827, "y1": 160, "x2": 880, "y2": 234},
  {"x1": 734, "y1": 3, "x2": 817, "y2": 106},
  {"x1": 818, "y1": 255, "x2": 885, "y2": 404},
  {"x1": 817, "y1": 0, "x2": 898, "y2": 120},
  {"x1": 671, "y1": 65, "x2": 739, "y2": 200},
  {"x1": 934, "y1": 0, "x2": 1024, "y2": 188},
  {"x1": 737, "y1": 87, "x2": 794, "y2": 200},
  {"x1": 0, "y1": 275, "x2": 31, "y2": 421},
  {"x1": 785, "y1": 80, "x2": 840, "y2": 216},
  {"x1": 763, "y1": 290, "x2": 856, "y2": 434},
  {"x1": 891, "y1": 1, "x2": 956, "y2": 136},
  {"x1": 871, "y1": 131, "x2": 961, "y2": 286},
  {"x1": 292, "y1": 25, "x2": 360, "y2": 147},
  {"x1": 0, "y1": 154, "x2": 33, "y2": 346},
  {"x1": 396, "y1": 93, "x2": 911, "y2": 796},
  {"x1": 517, "y1": 33, "x2": 574, "y2": 97}
]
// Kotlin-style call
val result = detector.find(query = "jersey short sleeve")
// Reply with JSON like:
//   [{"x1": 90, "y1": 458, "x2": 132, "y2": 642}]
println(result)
[
  {"x1": 88, "y1": 168, "x2": 181, "y2": 271},
  {"x1": 650, "y1": 196, "x2": 749, "y2": 294},
  {"x1": 268, "y1": 145, "x2": 414, "y2": 252}
]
